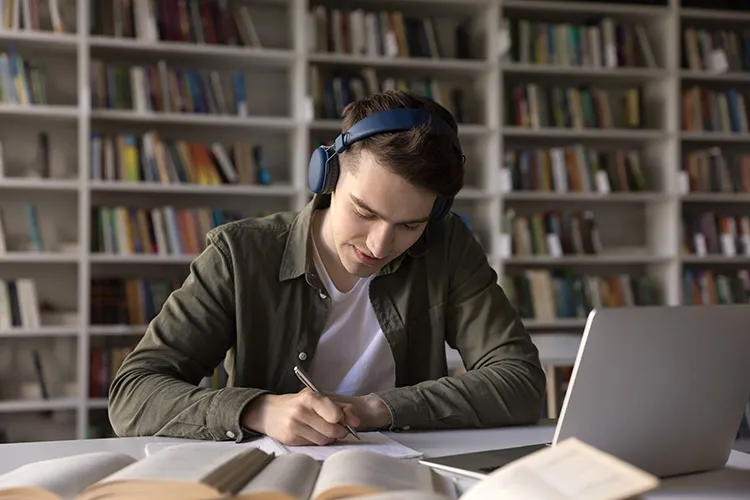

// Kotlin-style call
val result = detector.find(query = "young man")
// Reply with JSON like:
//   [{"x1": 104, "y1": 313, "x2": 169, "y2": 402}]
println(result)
[{"x1": 108, "y1": 90, "x2": 546, "y2": 446}]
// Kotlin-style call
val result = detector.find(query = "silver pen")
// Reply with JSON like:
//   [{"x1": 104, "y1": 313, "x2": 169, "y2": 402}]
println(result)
[{"x1": 294, "y1": 365, "x2": 361, "y2": 440}]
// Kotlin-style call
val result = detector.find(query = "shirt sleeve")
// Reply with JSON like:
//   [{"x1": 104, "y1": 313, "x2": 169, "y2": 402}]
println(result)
[
  {"x1": 373, "y1": 216, "x2": 547, "y2": 431},
  {"x1": 108, "y1": 232, "x2": 268, "y2": 442}
]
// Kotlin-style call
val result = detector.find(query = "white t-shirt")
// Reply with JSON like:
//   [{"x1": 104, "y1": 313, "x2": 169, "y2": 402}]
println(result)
[{"x1": 307, "y1": 238, "x2": 396, "y2": 396}]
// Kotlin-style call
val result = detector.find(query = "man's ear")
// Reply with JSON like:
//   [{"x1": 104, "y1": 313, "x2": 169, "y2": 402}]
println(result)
[
  {"x1": 323, "y1": 153, "x2": 341, "y2": 194},
  {"x1": 406, "y1": 221, "x2": 432, "y2": 258}
]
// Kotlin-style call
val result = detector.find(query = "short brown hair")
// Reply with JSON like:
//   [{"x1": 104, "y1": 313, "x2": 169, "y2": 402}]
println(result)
[{"x1": 339, "y1": 90, "x2": 465, "y2": 199}]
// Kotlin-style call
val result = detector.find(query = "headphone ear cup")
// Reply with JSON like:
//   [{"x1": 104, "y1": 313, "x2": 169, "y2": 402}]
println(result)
[
  {"x1": 322, "y1": 154, "x2": 340, "y2": 194},
  {"x1": 431, "y1": 196, "x2": 452, "y2": 220},
  {"x1": 308, "y1": 147, "x2": 331, "y2": 194}
]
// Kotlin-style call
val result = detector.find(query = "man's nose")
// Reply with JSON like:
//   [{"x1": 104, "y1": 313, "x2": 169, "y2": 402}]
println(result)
[{"x1": 368, "y1": 223, "x2": 394, "y2": 259}]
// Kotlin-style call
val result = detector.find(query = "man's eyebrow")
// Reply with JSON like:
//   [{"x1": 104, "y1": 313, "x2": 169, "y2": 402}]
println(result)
[{"x1": 350, "y1": 195, "x2": 430, "y2": 224}]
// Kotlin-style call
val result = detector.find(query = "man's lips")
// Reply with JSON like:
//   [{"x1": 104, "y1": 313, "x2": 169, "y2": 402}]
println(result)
[{"x1": 354, "y1": 247, "x2": 383, "y2": 265}]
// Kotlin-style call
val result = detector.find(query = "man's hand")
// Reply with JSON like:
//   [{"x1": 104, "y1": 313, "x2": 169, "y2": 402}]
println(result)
[
  {"x1": 327, "y1": 393, "x2": 392, "y2": 431},
  {"x1": 241, "y1": 388, "x2": 361, "y2": 446}
]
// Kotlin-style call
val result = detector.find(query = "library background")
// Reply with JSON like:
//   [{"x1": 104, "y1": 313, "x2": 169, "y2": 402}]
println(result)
[{"x1": 0, "y1": 0, "x2": 749, "y2": 445}]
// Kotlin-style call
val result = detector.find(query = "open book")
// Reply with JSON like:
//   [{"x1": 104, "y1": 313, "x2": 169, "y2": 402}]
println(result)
[
  {"x1": 0, "y1": 443, "x2": 448, "y2": 500},
  {"x1": 0, "y1": 437, "x2": 659, "y2": 500},
  {"x1": 0, "y1": 443, "x2": 273, "y2": 500},
  {"x1": 366, "y1": 437, "x2": 661, "y2": 500},
  {"x1": 235, "y1": 448, "x2": 452, "y2": 500}
]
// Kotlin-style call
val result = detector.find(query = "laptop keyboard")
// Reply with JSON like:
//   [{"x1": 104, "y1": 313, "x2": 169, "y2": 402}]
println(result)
[
  {"x1": 475, "y1": 443, "x2": 552, "y2": 474},
  {"x1": 478, "y1": 465, "x2": 501, "y2": 473}
]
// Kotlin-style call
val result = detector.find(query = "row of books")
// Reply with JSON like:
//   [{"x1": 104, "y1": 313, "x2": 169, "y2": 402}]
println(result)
[
  {"x1": 90, "y1": 59, "x2": 247, "y2": 116},
  {"x1": 507, "y1": 84, "x2": 643, "y2": 130},
  {"x1": 90, "y1": 344, "x2": 135, "y2": 398},
  {"x1": 309, "y1": 65, "x2": 468, "y2": 123},
  {"x1": 0, "y1": 133, "x2": 51, "y2": 180},
  {"x1": 308, "y1": 6, "x2": 470, "y2": 60},
  {"x1": 682, "y1": 148, "x2": 750, "y2": 193},
  {"x1": 0, "y1": 204, "x2": 43, "y2": 253},
  {"x1": 90, "y1": 278, "x2": 180, "y2": 326},
  {"x1": 0, "y1": 207, "x2": 5, "y2": 253},
  {"x1": 0, "y1": 48, "x2": 47, "y2": 105},
  {"x1": 503, "y1": 270, "x2": 662, "y2": 322},
  {"x1": 502, "y1": 146, "x2": 648, "y2": 194},
  {"x1": 90, "y1": 132, "x2": 272, "y2": 186},
  {"x1": 1, "y1": 275, "x2": 183, "y2": 329},
  {"x1": 542, "y1": 365, "x2": 573, "y2": 420},
  {"x1": 681, "y1": 86, "x2": 748, "y2": 134},
  {"x1": 0, "y1": 0, "x2": 67, "y2": 33},
  {"x1": 507, "y1": 17, "x2": 656, "y2": 68},
  {"x1": 90, "y1": 0, "x2": 261, "y2": 48},
  {"x1": 682, "y1": 212, "x2": 750, "y2": 258},
  {"x1": 504, "y1": 209, "x2": 603, "y2": 257},
  {"x1": 90, "y1": 205, "x2": 245, "y2": 256},
  {"x1": 8, "y1": 267, "x2": 746, "y2": 334},
  {"x1": 683, "y1": 27, "x2": 750, "y2": 73},
  {"x1": 683, "y1": 269, "x2": 750, "y2": 306},
  {"x1": 0, "y1": 278, "x2": 40, "y2": 329},
  {"x1": 683, "y1": 0, "x2": 750, "y2": 9}
]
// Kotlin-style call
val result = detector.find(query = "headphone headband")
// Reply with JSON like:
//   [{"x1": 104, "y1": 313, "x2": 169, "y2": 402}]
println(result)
[
  {"x1": 333, "y1": 108, "x2": 463, "y2": 155},
  {"x1": 308, "y1": 107, "x2": 463, "y2": 220}
]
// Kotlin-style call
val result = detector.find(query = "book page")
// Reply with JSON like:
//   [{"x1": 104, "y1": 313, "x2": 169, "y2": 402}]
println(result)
[
  {"x1": 459, "y1": 438, "x2": 659, "y2": 500},
  {"x1": 237, "y1": 453, "x2": 321, "y2": 500},
  {"x1": 355, "y1": 492, "x2": 452, "y2": 500},
  {"x1": 0, "y1": 451, "x2": 136, "y2": 499},
  {"x1": 277, "y1": 432, "x2": 422, "y2": 460},
  {"x1": 88, "y1": 443, "x2": 269, "y2": 489},
  {"x1": 310, "y1": 449, "x2": 437, "y2": 500}
]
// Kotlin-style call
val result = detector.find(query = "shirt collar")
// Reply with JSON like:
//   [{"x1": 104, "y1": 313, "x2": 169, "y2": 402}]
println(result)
[{"x1": 278, "y1": 193, "x2": 431, "y2": 283}]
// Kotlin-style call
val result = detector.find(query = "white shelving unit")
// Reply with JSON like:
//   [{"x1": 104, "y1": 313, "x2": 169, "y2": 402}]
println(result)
[{"x1": 0, "y1": 0, "x2": 747, "y2": 442}]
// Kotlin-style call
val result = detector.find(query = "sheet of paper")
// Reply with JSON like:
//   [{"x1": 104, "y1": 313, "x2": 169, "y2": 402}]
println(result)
[
  {"x1": 144, "y1": 436, "x2": 287, "y2": 457},
  {"x1": 144, "y1": 432, "x2": 421, "y2": 461},
  {"x1": 279, "y1": 432, "x2": 423, "y2": 460}
]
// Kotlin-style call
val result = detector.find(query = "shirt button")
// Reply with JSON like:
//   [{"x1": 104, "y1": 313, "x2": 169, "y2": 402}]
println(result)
[
  {"x1": 298, "y1": 352, "x2": 308, "y2": 361},
  {"x1": 226, "y1": 430, "x2": 236, "y2": 439}
]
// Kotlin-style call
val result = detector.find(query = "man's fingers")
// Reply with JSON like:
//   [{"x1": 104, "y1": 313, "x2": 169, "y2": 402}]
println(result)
[
  {"x1": 302, "y1": 403, "x2": 348, "y2": 440},
  {"x1": 342, "y1": 405, "x2": 361, "y2": 428},
  {"x1": 307, "y1": 416, "x2": 348, "y2": 441},
  {"x1": 286, "y1": 422, "x2": 333, "y2": 446},
  {"x1": 291, "y1": 411, "x2": 341, "y2": 445},
  {"x1": 305, "y1": 392, "x2": 346, "y2": 425},
  {"x1": 293, "y1": 395, "x2": 347, "y2": 440},
  {"x1": 314, "y1": 394, "x2": 361, "y2": 429}
]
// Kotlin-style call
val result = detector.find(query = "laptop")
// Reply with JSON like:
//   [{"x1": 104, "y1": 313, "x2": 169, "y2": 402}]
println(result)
[{"x1": 421, "y1": 305, "x2": 750, "y2": 479}]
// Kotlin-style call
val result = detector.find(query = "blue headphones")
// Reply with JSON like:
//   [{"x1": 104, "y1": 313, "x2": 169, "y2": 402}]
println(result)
[{"x1": 307, "y1": 108, "x2": 464, "y2": 220}]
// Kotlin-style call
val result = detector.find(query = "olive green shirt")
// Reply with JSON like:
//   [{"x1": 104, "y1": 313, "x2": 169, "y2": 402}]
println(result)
[{"x1": 108, "y1": 194, "x2": 546, "y2": 442}]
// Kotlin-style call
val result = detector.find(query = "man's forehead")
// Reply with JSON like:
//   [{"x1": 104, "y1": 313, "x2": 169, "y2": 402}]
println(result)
[{"x1": 349, "y1": 194, "x2": 432, "y2": 225}]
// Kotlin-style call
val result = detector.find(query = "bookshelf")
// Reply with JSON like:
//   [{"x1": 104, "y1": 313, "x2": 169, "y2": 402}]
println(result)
[{"x1": 0, "y1": 0, "x2": 749, "y2": 443}]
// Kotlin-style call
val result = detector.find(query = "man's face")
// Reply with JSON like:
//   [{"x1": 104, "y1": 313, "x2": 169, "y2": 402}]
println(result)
[{"x1": 329, "y1": 149, "x2": 436, "y2": 278}]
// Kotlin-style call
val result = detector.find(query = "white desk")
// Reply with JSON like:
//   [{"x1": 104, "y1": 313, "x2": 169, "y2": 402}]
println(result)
[{"x1": 1, "y1": 424, "x2": 749, "y2": 499}]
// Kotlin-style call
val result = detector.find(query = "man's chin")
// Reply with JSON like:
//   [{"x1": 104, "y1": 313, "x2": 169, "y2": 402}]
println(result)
[
  {"x1": 343, "y1": 255, "x2": 388, "y2": 276},
  {"x1": 345, "y1": 262, "x2": 380, "y2": 278},
  {"x1": 345, "y1": 247, "x2": 388, "y2": 273}
]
